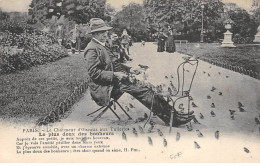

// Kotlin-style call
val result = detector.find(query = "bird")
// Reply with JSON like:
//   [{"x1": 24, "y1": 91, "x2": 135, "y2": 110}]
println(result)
[
  {"x1": 255, "y1": 117, "x2": 260, "y2": 125},
  {"x1": 138, "y1": 125, "x2": 144, "y2": 134},
  {"x1": 199, "y1": 113, "x2": 204, "y2": 119},
  {"x1": 226, "y1": 76, "x2": 229, "y2": 78},
  {"x1": 203, "y1": 71, "x2": 206, "y2": 74},
  {"x1": 176, "y1": 132, "x2": 180, "y2": 142},
  {"x1": 193, "y1": 116, "x2": 201, "y2": 124},
  {"x1": 122, "y1": 131, "x2": 127, "y2": 141},
  {"x1": 125, "y1": 106, "x2": 130, "y2": 112},
  {"x1": 148, "y1": 136, "x2": 153, "y2": 146},
  {"x1": 208, "y1": 73, "x2": 211, "y2": 77},
  {"x1": 219, "y1": 92, "x2": 223, "y2": 96},
  {"x1": 238, "y1": 107, "x2": 246, "y2": 112},
  {"x1": 157, "y1": 129, "x2": 164, "y2": 137},
  {"x1": 194, "y1": 141, "x2": 201, "y2": 149},
  {"x1": 129, "y1": 103, "x2": 135, "y2": 108},
  {"x1": 211, "y1": 87, "x2": 216, "y2": 92},
  {"x1": 165, "y1": 76, "x2": 168, "y2": 79},
  {"x1": 218, "y1": 72, "x2": 221, "y2": 75},
  {"x1": 132, "y1": 128, "x2": 138, "y2": 137},
  {"x1": 211, "y1": 103, "x2": 215, "y2": 108},
  {"x1": 189, "y1": 96, "x2": 193, "y2": 101},
  {"x1": 168, "y1": 87, "x2": 173, "y2": 96},
  {"x1": 211, "y1": 111, "x2": 216, "y2": 117},
  {"x1": 231, "y1": 115, "x2": 235, "y2": 120},
  {"x1": 207, "y1": 95, "x2": 211, "y2": 99},
  {"x1": 163, "y1": 138, "x2": 167, "y2": 147},
  {"x1": 148, "y1": 125, "x2": 154, "y2": 133},
  {"x1": 229, "y1": 110, "x2": 236, "y2": 115},
  {"x1": 171, "y1": 74, "x2": 174, "y2": 79},
  {"x1": 138, "y1": 64, "x2": 149, "y2": 70},
  {"x1": 196, "y1": 129, "x2": 203, "y2": 137},
  {"x1": 186, "y1": 124, "x2": 193, "y2": 131},
  {"x1": 192, "y1": 102, "x2": 197, "y2": 107},
  {"x1": 144, "y1": 113, "x2": 148, "y2": 119},
  {"x1": 215, "y1": 130, "x2": 219, "y2": 140},
  {"x1": 156, "y1": 85, "x2": 161, "y2": 93},
  {"x1": 238, "y1": 102, "x2": 244, "y2": 108},
  {"x1": 186, "y1": 70, "x2": 190, "y2": 72},
  {"x1": 170, "y1": 81, "x2": 177, "y2": 91},
  {"x1": 244, "y1": 147, "x2": 250, "y2": 153},
  {"x1": 159, "y1": 85, "x2": 163, "y2": 91}
]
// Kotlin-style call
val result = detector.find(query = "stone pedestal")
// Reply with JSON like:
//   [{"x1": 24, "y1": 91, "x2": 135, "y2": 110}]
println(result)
[
  {"x1": 253, "y1": 26, "x2": 260, "y2": 43},
  {"x1": 221, "y1": 30, "x2": 236, "y2": 47}
]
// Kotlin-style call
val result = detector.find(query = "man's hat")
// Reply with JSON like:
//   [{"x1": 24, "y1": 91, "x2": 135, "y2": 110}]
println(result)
[{"x1": 90, "y1": 18, "x2": 112, "y2": 33}]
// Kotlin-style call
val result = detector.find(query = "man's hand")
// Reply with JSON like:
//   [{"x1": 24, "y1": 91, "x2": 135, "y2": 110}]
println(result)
[
  {"x1": 114, "y1": 72, "x2": 128, "y2": 81},
  {"x1": 130, "y1": 68, "x2": 142, "y2": 75}
]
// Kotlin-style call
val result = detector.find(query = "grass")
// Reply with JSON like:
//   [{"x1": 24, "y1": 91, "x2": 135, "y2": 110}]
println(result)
[
  {"x1": 0, "y1": 53, "x2": 88, "y2": 125},
  {"x1": 176, "y1": 43, "x2": 260, "y2": 73}
]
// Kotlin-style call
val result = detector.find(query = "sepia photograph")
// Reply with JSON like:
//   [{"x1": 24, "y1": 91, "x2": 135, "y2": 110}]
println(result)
[{"x1": 0, "y1": 0, "x2": 260, "y2": 163}]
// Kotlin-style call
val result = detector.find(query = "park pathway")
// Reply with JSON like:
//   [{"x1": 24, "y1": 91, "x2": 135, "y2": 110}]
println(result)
[{"x1": 52, "y1": 42, "x2": 260, "y2": 162}]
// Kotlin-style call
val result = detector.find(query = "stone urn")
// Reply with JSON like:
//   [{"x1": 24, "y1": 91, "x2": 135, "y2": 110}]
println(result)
[{"x1": 222, "y1": 22, "x2": 236, "y2": 47}]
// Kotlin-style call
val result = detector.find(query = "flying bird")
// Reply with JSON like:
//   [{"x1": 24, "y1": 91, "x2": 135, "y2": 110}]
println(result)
[
  {"x1": 194, "y1": 141, "x2": 201, "y2": 149},
  {"x1": 196, "y1": 129, "x2": 203, "y2": 137},
  {"x1": 176, "y1": 132, "x2": 180, "y2": 142},
  {"x1": 148, "y1": 136, "x2": 153, "y2": 146},
  {"x1": 215, "y1": 130, "x2": 219, "y2": 140}
]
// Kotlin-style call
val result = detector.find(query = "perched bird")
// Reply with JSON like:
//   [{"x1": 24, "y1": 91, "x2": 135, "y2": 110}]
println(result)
[
  {"x1": 193, "y1": 116, "x2": 201, "y2": 124},
  {"x1": 219, "y1": 92, "x2": 223, "y2": 96},
  {"x1": 255, "y1": 117, "x2": 260, "y2": 125},
  {"x1": 192, "y1": 102, "x2": 198, "y2": 107},
  {"x1": 199, "y1": 113, "x2": 204, "y2": 119},
  {"x1": 138, "y1": 125, "x2": 144, "y2": 134},
  {"x1": 176, "y1": 132, "x2": 180, "y2": 142},
  {"x1": 211, "y1": 103, "x2": 215, "y2": 108},
  {"x1": 148, "y1": 136, "x2": 153, "y2": 146},
  {"x1": 196, "y1": 129, "x2": 203, "y2": 137},
  {"x1": 129, "y1": 103, "x2": 135, "y2": 108},
  {"x1": 208, "y1": 73, "x2": 211, "y2": 77},
  {"x1": 203, "y1": 71, "x2": 206, "y2": 74},
  {"x1": 157, "y1": 129, "x2": 164, "y2": 137},
  {"x1": 238, "y1": 107, "x2": 246, "y2": 112},
  {"x1": 122, "y1": 131, "x2": 127, "y2": 141},
  {"x1": 207, "y1": 95, "x2": 211, "y2": 99},
  {"x1": 165, "y1": 76, "x2": 168, "y2": 79},
  {"x1": 186, "y1": 124, "x2": 193, "y2": 131},
  {"x1": 211, "y1": 111, "x2": 216, "y2": 117},
  {"x1": 148, "y1": 125, "x2": 154, "y2": 133},
  {"x1": 238, "y1": 102, "x2": 244, "y2": 108},
  {"x1": 215, "y1": 130, "x2": 219, "y2": 140},
  {"x1": 138, "y1": 64, "x2": 149, "y2": 70},
  {"x1": 229, "y1": 110, "x2": 236, "y2": 115},
  {"x1": 194, "y1": 141, "x2": 201, "y2": 149},
  {"x1": 211, "y1": 87, "x2": 216, "y2": 92},
  {"x1": 135, "y1": 113, "x2": 148, "y2": 123},
  {"x1": 171, "y1": 75, "x2": 174, "y2": 79},
  {"x1": 132, "y1": 128, "x2": 138, "y2": 137},
  {"x1": 226, "y1": 76, "x2": 229, "y2": 78},
  {"x1": 163, "y1": 138, "x2": 167, "y2": 147},
  {"x1": 125, "y1": 106, "x2": 130, "y2": 112},
  {"x1": 244, "y1": 147, "x2": 250, "y2": 153}
]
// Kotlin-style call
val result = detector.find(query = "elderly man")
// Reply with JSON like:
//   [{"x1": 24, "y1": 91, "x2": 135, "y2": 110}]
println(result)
[{"x1": 84, "y1": 18, "x2": 194, "y2": 127}]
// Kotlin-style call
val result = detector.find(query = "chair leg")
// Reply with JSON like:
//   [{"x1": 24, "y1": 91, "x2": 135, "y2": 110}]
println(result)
[
  {"x1": 169, "y1": 109, "x2": 174, "y2": 134},
  {"x1": 87, "y1": 106, "x2": 105, "y2": 116},
  {"x1": 90, "y1": 106, "x2": 110, "y2": 124},
  {"x1": 108, "y1": 107, "x2": 121, "y2": 120},
  {"x1": 115, "y1": 101, "x2": 132, "y2": 120}
]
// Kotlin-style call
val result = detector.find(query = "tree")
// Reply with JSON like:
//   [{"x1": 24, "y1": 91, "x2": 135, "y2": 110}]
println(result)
[{"x1": 28, "y1": 0, "x2": 107, "y2": 24}]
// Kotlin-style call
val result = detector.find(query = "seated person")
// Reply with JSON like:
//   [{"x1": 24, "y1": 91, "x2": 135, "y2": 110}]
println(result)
[{"x1": 84, "y1": 18, "x2": 194, "y2": 127}]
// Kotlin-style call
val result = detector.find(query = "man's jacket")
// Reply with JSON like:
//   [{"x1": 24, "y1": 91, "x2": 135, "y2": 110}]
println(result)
[{"x1": 84, "y1": 39, "x2": 114, "y2": 106}]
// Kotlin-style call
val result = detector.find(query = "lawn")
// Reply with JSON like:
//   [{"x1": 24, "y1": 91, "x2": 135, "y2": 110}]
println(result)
[
  {"x1": 0, "y1": 53, "x2": 88, "y2": 125},
  {"x1": 176, "y1": 43, "x2": 260, "y2": 73}
]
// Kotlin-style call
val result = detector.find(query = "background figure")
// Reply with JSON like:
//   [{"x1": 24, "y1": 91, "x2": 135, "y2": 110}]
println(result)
[
  {"x1": 55, "y1": 23, "x2": 64, "y2": 46},
  {"x1": 157, "y1": 31, "x2": 167, "y2": 52},
  {"x1": 70, "y1": 24, "x2": 81, "y2": 53},
  {"x1": 111, "y1": 33, "x2": 131, "y2": 63},
  {"x1": 121, "y1": 29, "x2": 130, "y2": 55},
  {"x1": 165, "y1": 28, "x2": 176, "y2": 53}
]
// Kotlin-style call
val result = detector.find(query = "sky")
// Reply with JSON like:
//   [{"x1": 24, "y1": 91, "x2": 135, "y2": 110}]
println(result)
[{"x1": 0, "y1": 0, "x2": 256, "y2": 12}]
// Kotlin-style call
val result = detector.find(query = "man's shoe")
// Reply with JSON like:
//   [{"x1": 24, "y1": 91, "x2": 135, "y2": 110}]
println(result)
[{"x1": 172, "y1": 115, "x2": 194, "y2": 127}]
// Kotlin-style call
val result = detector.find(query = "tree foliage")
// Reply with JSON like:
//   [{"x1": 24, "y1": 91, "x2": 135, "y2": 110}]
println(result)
[{"x1": 28, "y1": 0, "x2": 106, "y2": 24}]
